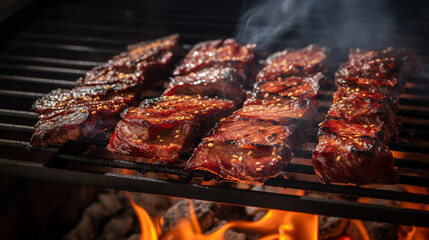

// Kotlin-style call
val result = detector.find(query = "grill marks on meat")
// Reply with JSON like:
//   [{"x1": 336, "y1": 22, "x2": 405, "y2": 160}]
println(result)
[
  {"x1": 235, "y1": 97, "x2": 317, "y2": 127},
  {"x1": 163, "y1": 65, "x2": 247, "y2": 102},
  {"x1": 107, "y1": 95, "x2": 235, "y2": 163},
  {"x1": 107, "y1": 39, "x2": 257, "y2": 163},
  {"x1": 254, "y1": 73, "x2": 324, "y2": 99},
  {"x1": 313, "y1": 119, "x2": 397, "y2": 185},
  {"x1": 172, "y1": 39, "x2": 258, "y2": 84},
  {"x1": 32, "y1": 89, "x2": 137, "y2": 146},
  {"x1": 186, "y1": 119, "x2": 294, "y2": 183},
  {"x1": 187, "y1": 45, "x2": 328, "y2": 184},
  {"x1": 328, "y1": 89, "x2": 401, "y2": 141},
  {"x1": 335, "y1": 48, "x2": 417, "y2": 98},
  {"x1": 31, "y1": 35, "x2": 180, "y2": 147},
  {"x1": 313, "y1": 48, "x2": 417, "y2": 185},
  {"x1": 256, "y1": 45, "x2": 328, "y2": 81},
  {"x1": 77, "y1": 34, "x2": 180, "y2": 92}
]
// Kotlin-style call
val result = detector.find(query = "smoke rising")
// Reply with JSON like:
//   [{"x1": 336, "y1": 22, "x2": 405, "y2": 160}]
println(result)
[
  {"x1": 235, "y1": 0, "x2": 395, "y2": 51},
  {"x1": 235, "y1": 0, "x2": 312, "y2": 50}
]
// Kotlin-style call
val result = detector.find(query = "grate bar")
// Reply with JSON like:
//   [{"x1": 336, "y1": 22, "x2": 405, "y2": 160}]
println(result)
[
  {"x1": 0, "y1": 123, "x2": 33, "y2": 133},
  {"x1": 0, "y1": 109, "x2": 38, "y2": 119},
  {"x1": 60, "y1": 4, "x2": 239, "y2": 22},
  {"x1": 52, "y1": 153, "x2": 429, "y2": 203},
  {"x1": 0, "y1": 157, "x2": 427, "y2": 227},
  {"x1": 56, "y1": 9, "x2": 236, "y2": 30},
  {"x1": 0, "y1": 90, "x2": 44, "y2": 98},
  {"x1": 0, "y1": 75, "x2": 75, "y2": 88},
  {"x1": 19, "y1": 32, "x2": 130, "y2": 46},
  {"x1": 9, "y1": 41, "x2": 120, "y2": 55},
  {"x1": 0, "y1": 139, "x2": 58, "y2": 153},
  {"x1": 0, "y1": 63, "x2": 87, "y2": 76},
  {"x1": 0, "y1": 55, "x2": 102, "y2": 67},
  {"x1": 35, "y1": 20, "x2": 228, "y2": 41}
]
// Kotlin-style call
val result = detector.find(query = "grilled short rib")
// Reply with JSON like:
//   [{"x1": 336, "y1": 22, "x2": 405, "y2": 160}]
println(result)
[
  {"x1": 186, "y1": 119, "x2": 294, "y2": 183},
  {"x1": 313, "y1": 119, "x2": 398, "y2": 185},
  {"x1": 186, "y1": 45, "x2": 327, "y2": 184},
  {"x1": 336, "y1": 48, "x2": 417, "y2": 97},
  {"x1": 256, "y1": 45, "x2": 328, "y2": 81},
  {"x1": 77, "y1": 34, "x2": 180, "y2": 93},
  {"x1": 172, "y1": 39, "x2": 258, "y2": 84},
  {"x1": 253, "y1": 73, "x2": 325, "y2": 99},
  {"x1": 236, "y1": 97, "x2": 318, "y2": 128},
  {"x1": 328, "y1": 88, "x2": 402, "y2": 141},
  {"x1": 313, "y1": 48, "x2": 416, "y2": 185},
  {"x1": 107, "y1": 95, "x2": 235, "y2": 163},
  {"x1": 163, "y1": 65, "x2": 247, "y2": 103},
  {"x1": 31, "y1": 89, "x2": 138, "y2": 146},
  {"x1": 185, "y1": 96, "x2": 317, "y2": 184},
  {"x1": 31, "y1": 35, "x2": 180, "y2": 147}
]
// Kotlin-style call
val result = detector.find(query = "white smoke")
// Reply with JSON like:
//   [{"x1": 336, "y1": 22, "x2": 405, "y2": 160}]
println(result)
[
  {"x1": 235, "y1": 0, "x2": 394, "y2": 51},
  {"x1": 235, "y1": 0, "x2": 313, "y2": 50}
]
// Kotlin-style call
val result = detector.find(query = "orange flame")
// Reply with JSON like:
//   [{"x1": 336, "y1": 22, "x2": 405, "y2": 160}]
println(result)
[
  {"x1": 126, "y1": 192, "x2": 162, "y2": 240},
  {"x1": 161, "y1": 203, "x2": 318, "y2": 240},
  {"x1": 402, "y1": 186, "x2": 429, "y2": 240}
]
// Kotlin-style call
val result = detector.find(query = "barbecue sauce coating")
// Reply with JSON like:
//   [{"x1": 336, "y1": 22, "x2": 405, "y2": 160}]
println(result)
[
  {"x1": 313, "y1": 119, "x2": 398, "y2": 185},
  {"x1": 256, "y1": 45, "x2": 328, "y2": 81},
  {"x1": 336, "y1": 48, "x2": 418, "y2": 97},
  {"x1": 107, "y1": 95, "x2": 235, "y2": 163},
  {"x1": 31, "y1": 35, "x2": 180, "y2": 147},
  {"x1": 186, "y1": 45, "x2": 327, "y2": 184},
  {"x1": 254, "y1": 73, "x2": 324, "y2": 99},
  {"x1": 186, "y1": 119, "x2": 294, "y2": 183},
  {"x1": 163, "y1": 65, "x2": 247, "y2": 103},
  {"x1": 313, "y1": 48, "x2": 416, "y2": 185},
  {"x1": 32, "y1": 89, "x2": 137, "y2": 146},
  {"x1": 173, "y1": 39, "x2": 258, "y2": 84}
]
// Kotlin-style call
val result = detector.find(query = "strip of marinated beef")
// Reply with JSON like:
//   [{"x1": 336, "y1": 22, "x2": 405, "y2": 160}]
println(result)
[
  {"x1": 186, "y1": 119, "x2": 294, "y2": 183},
  {"x1": 163, "y1": 65, "x2": 247, "y2": 103},
  {"x1": 313, "y1": 48, "x2": 416, "y2": 185},
  {"x1": 328, "y1": 88, "x2": 401, "y2": 141},
  {"x1": 236, "y1": 97, "x2": 318, "y2": 128},
  {"x1": 313, "y1": 119, "x2": 397, "y2": 185},
  {"x1": 107, "y1": 39, "x2": 258, "y2": 163},
  {"x1": 253, "y1": 73, "x2": 325, "y2": 99},
  {"x1": 107, "y1": 95, "x2": 235, "y2": 163},
  {"x1": 187, "y1": 45, "x2": 328, "y2": 184},
  {"x1": 172, "y1": 39, "x2": 258, "y2": 85},
  {"x1": 31, "y1": 89, "x2": 138, "y2": 146},
  {"x1": 31, "y1": 35, "x2": 180, "y2": 147},
  {"x1": 335, "y1": 48, "x2": 417, "y2": 99},
  {"x1": 256, "y1": 45, "x2": 328, "y2": 81},
  {"x1": 77, "y1": 34, "x2": 180, "y2": 93}
]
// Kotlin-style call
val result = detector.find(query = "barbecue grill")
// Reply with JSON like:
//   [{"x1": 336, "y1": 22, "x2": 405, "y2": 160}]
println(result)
[{"x1": 1, "y1": 0, "x2": 428, "y2": 228}]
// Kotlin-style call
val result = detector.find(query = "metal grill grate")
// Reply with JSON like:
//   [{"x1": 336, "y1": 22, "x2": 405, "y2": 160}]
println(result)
[{"x1": 1, "y1": 0, "x2": 429, "y2": 227}]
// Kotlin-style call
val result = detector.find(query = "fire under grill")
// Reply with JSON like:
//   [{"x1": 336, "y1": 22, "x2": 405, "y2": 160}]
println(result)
[{"x1": 1, "y1": 0, "x2": 429, "y2": 228}]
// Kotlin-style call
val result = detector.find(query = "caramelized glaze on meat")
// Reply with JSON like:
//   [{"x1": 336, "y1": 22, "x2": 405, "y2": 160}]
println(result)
[
  {"x1": 173, "y1": 39, "x2": 258, "y2": 83},
  {"x1": 313, "y1": 119, "x2": 398, "y2": 185},
  {"x1": 254, "y1": 73, "x2": 325, "y2": 99},
  {"x1": 256, "y1": 45, "x2": 328, "y2": 81},
  {"x1": 313, "y1": 48, "x2": 417, "y2": 185},
  {"x1": 186, "y1": 45, "x2": 326, "y2": 184},
  {"x1": 31, "y1": 89, "x2": 137, "y2": 146},
  {"x1": 163, "y1": 65, "x2": 247, "y2": 103},
  {"x1": 328, "y1": 88, "x2": 401, "y2": 141},
  {"x1": 336, "y1": 47, "x2": 417, "y2": 96},
  {"x1": 31, "y1": 35, "x2": 180, "y2": 147},
  {"x1": 235, "y1": 97, "x2": 317, "y2": 127},
  {"x1": 186, "y1": 119, "x2": 294, "y2": 183},
  {"x1": 107, "y1": 95, "x2": 235, "y2": 163}
]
